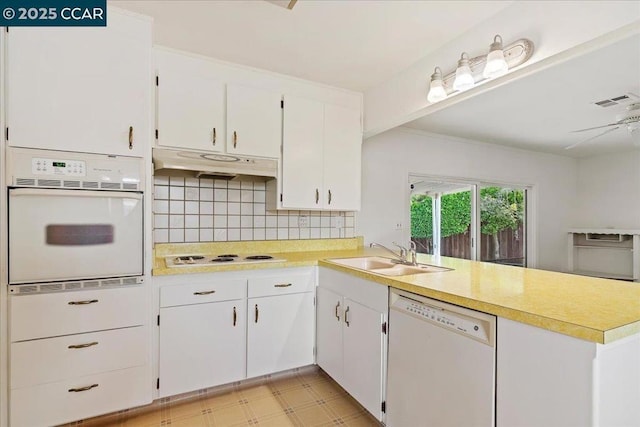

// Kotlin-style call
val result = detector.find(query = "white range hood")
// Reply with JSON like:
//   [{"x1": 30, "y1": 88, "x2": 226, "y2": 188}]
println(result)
[{"x1": 153, "y1": 148, "x2": 278, "y2": 181}]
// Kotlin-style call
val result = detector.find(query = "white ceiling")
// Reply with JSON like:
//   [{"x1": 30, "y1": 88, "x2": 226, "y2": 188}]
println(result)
[
  {"x1": 111, "y1": 0, "x2": 512, "y2": 92},
  {"x1": 404, "y1": 32, "x2": 640, "y2": 158}
]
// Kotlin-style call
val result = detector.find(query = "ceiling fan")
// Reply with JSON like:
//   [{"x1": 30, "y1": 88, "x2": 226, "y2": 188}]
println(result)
[{"x1": 566, "y1": 102, "x2": 640, "y2": 150}]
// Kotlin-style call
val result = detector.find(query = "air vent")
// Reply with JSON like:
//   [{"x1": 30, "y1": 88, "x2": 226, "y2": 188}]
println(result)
[
  {"x1": 82, "y1": 181, "x2": 99, "y2": 189},
  {"x1": 594, "y1": 93, "x2": 639, "y2": 108},
  {"x1": 63, "y1": 180, "x2": 81, "y2": 188},
  {"x1": 38, "y1": 179, "x2": 61, "y2": 187},
  {"x1": 16, "y1": 178, "x2": 36, "y2": 186},
  {"x1": 10, "y1": 276, "x2": 143, "y2": 294},
  {"x1": 101, "y1": 182, "x2": 121, "y2": 190},
  {"x1": 41, "y1": 283, "x2": 64, "y2": 292},
  {"x1": 123, "y1": 183, "x2": 138, "y2": 190}
]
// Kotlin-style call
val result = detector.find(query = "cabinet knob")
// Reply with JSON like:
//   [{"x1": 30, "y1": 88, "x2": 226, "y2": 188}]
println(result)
[
  {"x1": 68, "y1": 299, "x2": 98, "y2": 305},
  {"x1": 344, "y1": 306, "x2": 350, "y2": 327},
  {"x1": 128, "y1": 126, "x2": 133, "y2": 150},
  {"x1": 68, "y1": 384, "x2": 99, "y2": 393},
  {"x1": 68, "y1": 341, "x2": 99, "y2": 349}
]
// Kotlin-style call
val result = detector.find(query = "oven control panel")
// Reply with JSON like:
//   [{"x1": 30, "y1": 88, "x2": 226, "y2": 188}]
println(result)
[{"x1": 32, "y1": 157, "x2": 86, "y2": 176}]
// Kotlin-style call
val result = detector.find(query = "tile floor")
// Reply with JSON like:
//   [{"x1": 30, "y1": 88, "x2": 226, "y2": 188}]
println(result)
[{"x1": 67, "y1": 367, "x2": 381, "y2": 426}]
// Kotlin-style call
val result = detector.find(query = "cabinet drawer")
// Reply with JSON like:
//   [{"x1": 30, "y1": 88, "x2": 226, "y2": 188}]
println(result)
[
  {"x1": 160, "y1": 279, "x2": 246, "y2": 307},
  {"x1": 248, "y1": 273, "x2": 314, "y2": 298},
  {"x1": 10, "y1": 365, "x2": 149, "y2": 427},
  {"x1": 10, "y1": 287, "x2": 145, "y2": 342},
  {"x1": 11, "y1": 326, "x2": 146, "y2": 389}
]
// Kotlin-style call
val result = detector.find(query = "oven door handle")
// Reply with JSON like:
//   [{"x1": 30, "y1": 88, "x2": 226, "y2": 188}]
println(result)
[{"x1": 9, "y1": 188, "x2": 142, "y2": 199}]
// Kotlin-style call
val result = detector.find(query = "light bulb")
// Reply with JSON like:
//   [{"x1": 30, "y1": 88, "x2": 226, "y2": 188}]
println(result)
[
  {"x1": 483, "y1": 35, "x2": 509, "y2": 78},
  {"x1": 427, "y1": 67, "x2": 447, "y2": 103},
  {"x1": 453, "y1": 53, "x2": 474, "y2": 92}
]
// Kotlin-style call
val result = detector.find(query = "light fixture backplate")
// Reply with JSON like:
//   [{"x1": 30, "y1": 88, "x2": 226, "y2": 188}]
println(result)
[{"x1": 441, "y1": 38, "x2": 534, "y2": 93}]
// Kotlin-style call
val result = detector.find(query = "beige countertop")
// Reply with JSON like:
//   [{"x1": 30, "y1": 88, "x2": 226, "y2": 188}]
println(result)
[{"x1": 153, "y1": 239, "x2": 640, "y2": 344}]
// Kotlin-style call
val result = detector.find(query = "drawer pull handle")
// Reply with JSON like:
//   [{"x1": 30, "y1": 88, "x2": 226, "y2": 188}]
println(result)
[
  {"x1": 68, "y1": 299, "x2": 98, "y2": 305},
  {"x1": 315, "y1": 188, "x2": 319, "y2": 204},
  {"x1": 68, "y1": 384, "x2": 99, "y2": 393},
  {"x1": 233, "y1": 306, "x2": 237, "y2": 326},
  {"x1": 254, "y1": 304, "x2": 259, "y2": 323},
  {"x1": 328, "y1": 189, "x2": 332, "y2": 205},
  {"x1": 68, "y1": 342, "x2": 98, "y2": 349},
  {"x1": 233, "y1": 131, "x2": 238, "y2": 148},
  {"x1": 194, "y1": 290, "x2": 216, "y2": 295},
  {"x1": 274, "y1": 283, "x2": 292, "y2": 288},
  {"x1": 128, "y1": 126, "x2": 133, "y2": 150},
  {"x1": 335, "y1": 301, "x2": 341, "y2": 321},
  {"x1": 344, "y1": 306, "x2": 350, "y2": 327},
  {"x1": 212, "y1": 127, "x2": 216, "y2": 145}
]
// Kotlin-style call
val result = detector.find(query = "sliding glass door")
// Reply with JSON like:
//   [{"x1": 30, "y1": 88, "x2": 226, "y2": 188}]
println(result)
[{"x1": 410, "y1": 176, "x2": 528, "y2": 266}]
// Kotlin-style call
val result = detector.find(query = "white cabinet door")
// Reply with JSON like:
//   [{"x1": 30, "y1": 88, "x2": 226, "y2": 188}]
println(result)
[
  {"x1": 6, "y1": 11, "x2": 151, "y2": 157},
  {"x1": 227, "y1": 84, "x2": 281, "y2": 158},
  {"x1": 342, "y1": 299, "x2": 385, "y2": 419},
  {"x1": 156, "y1": 50, "x2": 225, "y2": 152},
  {"x1": 316, "y1": 287, "x2": 344, "y2": 383},
  {"x1": 323, "y1": 104, "x2": 362, "y2": 210},
  {"x1": 281, "y1": 95, "x2": 324, "y2": 209},
  {"x1": 159, "y1": 300, "x2": 246, "y2": 397},
  {"x1": 247, "y1": 292, "x2": 315, "y2": 378}
]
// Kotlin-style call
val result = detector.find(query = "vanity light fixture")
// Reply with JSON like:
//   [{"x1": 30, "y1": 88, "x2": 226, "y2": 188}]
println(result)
[
  {"x1": 453, "y1": 53, "x2": 475, "y2": 92},
  {"x1": 427, "y1": 67, "x2": 448, "y2": 103},
  {"x1": 427, "y1": 35, "x2": 534, "y2": 104},
  {"x1": 483, "y1": 35, "x2": 509, "y2": 78}
]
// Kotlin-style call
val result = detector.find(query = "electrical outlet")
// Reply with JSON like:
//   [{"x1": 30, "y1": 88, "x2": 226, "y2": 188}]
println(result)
[
  {"x1": 298, "y1": 215, "x2": 309, "y2": 228},
  {"x1": 395, "y1": 223, "x2": 403, "y2": 230}
]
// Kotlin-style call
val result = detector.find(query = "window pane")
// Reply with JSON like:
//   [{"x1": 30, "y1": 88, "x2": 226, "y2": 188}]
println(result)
[
  {"x1": 410, "y1": 194, "x2": 433, "y2": 254},
  {"x1": 440, "y1": 190, "x2": 472, "y2": 260},
  {"x1": 480, "y1": 187, "x2": 526, "y2": 266}
]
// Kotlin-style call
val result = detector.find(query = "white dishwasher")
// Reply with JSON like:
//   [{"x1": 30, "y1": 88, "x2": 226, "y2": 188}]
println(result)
[{"x1": 386, "y1": 289, "x2": 496, "y2": 427}]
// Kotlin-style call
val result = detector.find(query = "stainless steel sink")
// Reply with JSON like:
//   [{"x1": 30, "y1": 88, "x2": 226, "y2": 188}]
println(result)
[{"x1": 328, "y1": 257, "x2": 452, "y2": 276}]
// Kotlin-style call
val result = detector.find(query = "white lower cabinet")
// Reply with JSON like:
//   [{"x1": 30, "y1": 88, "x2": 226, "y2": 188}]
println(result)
[
  {"x1": 156, "y1": 268, "x2": 315, "y2": 398},
  {"x1": 158, "y1": 279, "x2": 246, "y2": 397},
  {"x1": 247, "y1": 272, "x2": 315, "y2": 377},
  {"x1": 9, "y1": 286, "x2": 150, "y2": 427},
  {"x1": 317, "y1": 268, "x2": 388, "y2": 421}
]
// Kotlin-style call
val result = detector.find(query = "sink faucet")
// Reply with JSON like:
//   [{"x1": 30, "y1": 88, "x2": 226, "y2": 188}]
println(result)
[{"x1": 370, "y1": 242, "x2": 417, "y2": 266}]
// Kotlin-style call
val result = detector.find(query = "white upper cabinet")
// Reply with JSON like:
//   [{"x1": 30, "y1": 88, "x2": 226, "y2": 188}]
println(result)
[
  {"x1": 323, "y1": 104, "x2": 362, "y2": 210},
  {"x1": 227, "y1": 84, "x2": 282, "y2": 158},
  {"x1": 281, "y1": 95, "x2": 325, "y2": 208},
  {"x1": 6, "y1": 9, "x2": 151, "y2": 157},
  {"x1": 280, "y1": 95, "x2": 362, "y2": 210},
  {"x1": 156, "y1": 50, "x2": 225, "y2": 153}
]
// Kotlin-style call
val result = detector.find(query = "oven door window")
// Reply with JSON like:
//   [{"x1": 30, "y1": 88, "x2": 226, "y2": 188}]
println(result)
[{"x1": 9, "y1": 188, "x2": 143, "y2": 284}]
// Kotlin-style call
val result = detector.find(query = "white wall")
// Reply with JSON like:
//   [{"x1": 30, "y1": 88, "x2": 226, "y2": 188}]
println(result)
[
  {"x1": 573, "y1": 150, "x2": 640, "y2": 229},
  {"x1": 358, "y1": 127, "x2": 577, "y2": 272},
  {"x1": 364, "y1": 2, "x2": 640, "y2": 138}
]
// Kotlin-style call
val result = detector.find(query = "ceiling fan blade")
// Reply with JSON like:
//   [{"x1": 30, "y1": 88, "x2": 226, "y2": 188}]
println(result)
[
  {"x1": 571, "y1": 122, "x2": 620, "y2": 133},
  {"x1": 565, "y1": 127, "x2": 620, "y2": 150}
]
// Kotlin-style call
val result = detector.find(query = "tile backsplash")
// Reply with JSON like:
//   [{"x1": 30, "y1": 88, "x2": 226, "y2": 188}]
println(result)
[{"x1": 153, "y1": 176, "x2": 356, "y2": 243}]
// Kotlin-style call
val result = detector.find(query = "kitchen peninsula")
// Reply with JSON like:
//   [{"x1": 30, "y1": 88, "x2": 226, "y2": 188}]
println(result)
[{"x1": 155, "y1": 237, "x2": 640, "y2": 427}]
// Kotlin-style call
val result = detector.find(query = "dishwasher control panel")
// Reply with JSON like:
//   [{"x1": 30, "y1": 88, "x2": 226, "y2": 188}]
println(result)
[{"x1": 395, "y1": 296, "x2": 491, "y2": 343}]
